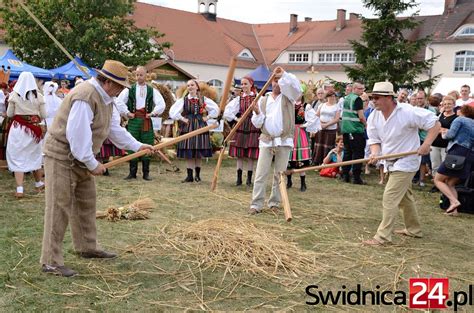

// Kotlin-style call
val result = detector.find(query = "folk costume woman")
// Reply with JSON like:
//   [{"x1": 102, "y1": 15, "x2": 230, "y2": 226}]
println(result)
[
  {"x1": 43, "y1": 81, "x2": 62, "y2": 128},
  {"x1": 0, "y1": 82, "x2": 9, "y2": 160},
  {"x1": 286, "y1": 96, "x2": 320, "y2": 191},
  {"x1": 223, "y1": 76, "x2": 260, "y2": 186},
  {"x1": 170, "y1": 80, "x2": 219, "y2": 183},
  {"x1": 6, "y1": 72, "x2": 46, "y2": 198}
]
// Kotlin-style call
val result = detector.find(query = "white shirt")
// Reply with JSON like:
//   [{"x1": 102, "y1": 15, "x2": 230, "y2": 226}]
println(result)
[
  {"x1": 0, "y1": 91, "x2": 5, "y2": 113},
  {"x1": 223, "y1": 92, "x2": 255, "y2": 121},
  {"x1": 251, "y1": 71, "x2": 301, "y2": 148},
  {"x1": 115, "y1": 84, "x2": 166, "y2": 116},
  {"x1": 456, "y1": 97, "x2": 472, "y2": 107},
  {"x1": 169, "y1": 95, "x2": 220, "y2": 123},
  {"x1": 303, "y1": 104, "x2": 321, "y2": 133},
  {"x1": 65, "y1": 78, "x2": 142, "y2": 171},
  {"x1": 318, "y1": 102, "x2": 340, "y2": 130},
  {"x1": 367, "y1": 102, "x2": 437, "y2": 173}
]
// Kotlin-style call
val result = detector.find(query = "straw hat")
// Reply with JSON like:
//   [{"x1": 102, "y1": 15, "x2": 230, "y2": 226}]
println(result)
[
  {"x1": 371, "y1": 81, "x2": 395, "y2": 96},
  {"x1": 96, "y1": 60, "x2": 130, "y2": 88}
]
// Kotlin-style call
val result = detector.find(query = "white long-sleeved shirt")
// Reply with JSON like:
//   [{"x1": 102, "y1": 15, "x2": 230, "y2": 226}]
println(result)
[
  {"x1": 251, "y1": 71, "x2": 301, "y2": 148},
  {"x1": 303, "y1": 104, "x2": 321, "y2": 133},
  {"x1": 223, "y1": 92, "x2": 255, "y2": 122},
  {"x1": 65, "y1": 78, "x2": 142, "y2": 171},
  {"x1": 115, "y1": 84, "x2": 166, "y2": 116},
  {"x1": 169, "y1": 95, "x2": 220, "y2": 124},
  {"x1": 367, "y1": 102, "x2": 437, "y2": 173}
]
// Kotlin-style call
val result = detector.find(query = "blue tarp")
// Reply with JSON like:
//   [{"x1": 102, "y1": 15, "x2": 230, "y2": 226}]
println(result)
[
  {"x1": 234, "y1": 65, "x2": 272, "y2": 90},
  {"x1": 0, "y1": 49, "x2": 53, "y2": 79},
  {"x1": 50, "y1": 56, "x2": 97, "y2": 80}
]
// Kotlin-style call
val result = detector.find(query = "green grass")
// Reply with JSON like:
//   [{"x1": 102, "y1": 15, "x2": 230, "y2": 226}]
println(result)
[{"x1": 0, "y1": 159, "x2": 473, "y2": 312}]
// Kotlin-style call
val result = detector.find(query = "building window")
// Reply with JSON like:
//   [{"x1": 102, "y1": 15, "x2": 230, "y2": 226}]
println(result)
[
  {"x1": 208, "y1": 79, "x2": 223, "y2": 96},
  {"x1": 238, "y1": 49, "x2": 255, "y2": 60},
  {"x1": 455, "y1": 25, "x2": 474, "y2": 37},
  {"x1": 317, "y1": 52, "x2": 355, "y2": 64},
  {"x1": 289, "y1": 53, "x2": 309, "y2": 63},
  {"x1": 454, "y1": 50, "x2": 474, "y2": 72}
]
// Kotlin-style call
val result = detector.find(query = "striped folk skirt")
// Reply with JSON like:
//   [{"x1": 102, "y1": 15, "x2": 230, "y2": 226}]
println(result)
[
  {"x1": 97, "y1": 138, "x2": 124, "y2": 162},
  {"x1": 312, "y1": 129, "x2": 337, "y2": 166},
  {"x1": 228, "y1": 118, "x2": 260, "y2": 159},
  {"x1": 176, "y1": 116, "x2": 213, "y2": 159},
  {"x1": 288, "y1": 125, "x2": 311, "y2": 169}
]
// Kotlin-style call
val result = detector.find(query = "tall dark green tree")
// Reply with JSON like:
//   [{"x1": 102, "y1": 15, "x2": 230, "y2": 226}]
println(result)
[
  {"x1": 345, "y1": 0, "x2": 438, "y2": 91},
  {"x1": 0, "y1": 0, "x2": 171, "y2": 68}
]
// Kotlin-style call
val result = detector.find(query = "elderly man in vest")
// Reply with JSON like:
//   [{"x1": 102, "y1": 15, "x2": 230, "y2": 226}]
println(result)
[
  {"x1": 41, "y1": 60, "x2": 154, "y2": 277},
  {"x1": 248, "y1": 66, "x2": 301, "y2": 214},
  {"x1": 116, "y1": 66, "x2": 165, "y2": 181},
  {"x1": 363, "y1": 82, "x2": 439, "y2": 246},
  {"x1": 341, "y1": 81, "x2": 367, "y2": 184}
]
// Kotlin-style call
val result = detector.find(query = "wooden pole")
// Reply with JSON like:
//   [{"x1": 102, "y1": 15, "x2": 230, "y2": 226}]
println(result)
[
  {"x1": 18, "y1": 2, "x2": 91, "y2": 78},
  {"x1": 210, "y1": 73, "x2": 275, "y2": 191},
  {"x1": 218, "y1": 57, "x2": 238, "y2": 112},
  {"x1": 287, "y1": 151, "x2": 418, "y2": 175},
  {"x1": 104, "y1": 123, "x2": 218, "y2": 169},
  {"x1": 279, "y1": 172, "x2": 292, "y2": 222}
]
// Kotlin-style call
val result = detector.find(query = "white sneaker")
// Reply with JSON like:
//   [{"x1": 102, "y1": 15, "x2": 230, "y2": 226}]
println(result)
[{"x1": 419, "y1": 182, "x2": 425, "y2": 187}]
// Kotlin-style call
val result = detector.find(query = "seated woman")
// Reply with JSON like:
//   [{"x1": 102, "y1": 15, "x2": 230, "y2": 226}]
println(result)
[
  {"x1": 320, "y1": 135, "x2": 344, "y2": 178},
  {"x1": 434, "y1": 105, "x2": 474, "y2": 216}
]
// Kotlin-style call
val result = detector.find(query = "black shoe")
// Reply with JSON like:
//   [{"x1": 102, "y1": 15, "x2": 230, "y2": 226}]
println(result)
[
  {"x1": 300, "y1": 176, "x2": 307, "y2": 192},
  {"x1": 142, "y1": 159, "x2": 152, "y2": 181},
  {"x1": 236, "y1": 169, "x2": 243, "y2": 186},
  {"x1": 286, "y1": 175, "x2": 292, "y2": 189},
  {"x1": 246, "y1": 170, "x2": 253, "y2": 186},
  {"x1": 182, "y1": 168, "x2": 194, "y2": 183},
  {"x1": 430, "y1": 186, "x2": 439, "y2": 193},
  {"x1": 341, "y1": 174, "x2": 350, "y2": 183},
  {"x1": 42, "y1": 264, "x2": 77, "y2": 277},
  {"x1": 124, "y1": 161, "x2": 138, "y2": 180},
  {"x1": 79, "y1": 250, "x2": 117, "y2": 259},
  {"x1": 195, "y1": 167, "x2": 201, "y2": 182},
  {"x1": 353, "y1": 177, "x2": 366, "y2": 185}
]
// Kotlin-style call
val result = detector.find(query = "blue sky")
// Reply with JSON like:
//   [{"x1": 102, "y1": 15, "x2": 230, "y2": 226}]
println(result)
[{"x1": 139, "y1": 0, "x2": 445, "y2": 23}]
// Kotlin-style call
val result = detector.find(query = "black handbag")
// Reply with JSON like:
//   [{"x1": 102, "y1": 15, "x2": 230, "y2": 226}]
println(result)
[{"x1": 443, "y1": 154, "x2": 466, "y2": 171}]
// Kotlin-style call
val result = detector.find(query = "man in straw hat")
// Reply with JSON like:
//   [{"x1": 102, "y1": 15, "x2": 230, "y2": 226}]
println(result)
[
  {"x1": 363, "y1": 81, "x2": 440, "y2": 246},
  {"x1": 248, "y1": 66, "x2": 302, "y2": 215},
  {"x1": 40, "y1": 60, "x2": 155, "y2": 276}
]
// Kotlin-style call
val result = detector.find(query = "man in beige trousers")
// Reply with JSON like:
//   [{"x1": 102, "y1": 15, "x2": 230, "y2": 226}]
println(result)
[
  {"x1": 363, "y1": 82, "x2": 440, "y2": 246},
  {"x1": 40, "y1": 60, "x2": 154, "y2": 277},
  {"x1": 248, "y1": 66, "x2": 301, "y2": 214}
]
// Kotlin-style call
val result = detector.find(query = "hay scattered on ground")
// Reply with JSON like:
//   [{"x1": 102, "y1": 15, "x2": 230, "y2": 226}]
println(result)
[{"x1": 159, "y1": 218, "x2": 326, "y2": 280}]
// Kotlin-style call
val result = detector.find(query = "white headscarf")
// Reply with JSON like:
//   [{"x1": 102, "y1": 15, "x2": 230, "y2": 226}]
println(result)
[
  {"x1": 13, "y1": 72, "x2": 38, "y2": 101},
  {"x1": 43, "y1": 81, "x2": 62, "y2": 126}
]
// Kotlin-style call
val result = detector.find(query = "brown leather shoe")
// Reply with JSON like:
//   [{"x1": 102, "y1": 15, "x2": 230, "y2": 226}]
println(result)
[
  {"x1": 14, "y1": 192, "x2": 24, "y2": 199},
  {"x1": 42, "y1": 264, "x2": 77, "y2": 277},
  {"x1": 79, "y1": 250, "x2": 117, "y2": 259}
]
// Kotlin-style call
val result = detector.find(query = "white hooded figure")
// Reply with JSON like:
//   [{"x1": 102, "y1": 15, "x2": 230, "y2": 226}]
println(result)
[{"x1": 43, "y1": 81, "x2": 62, "y2": 127}]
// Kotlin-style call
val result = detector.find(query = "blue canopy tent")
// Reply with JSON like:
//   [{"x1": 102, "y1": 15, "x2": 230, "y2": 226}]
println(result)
[
  {"x1": 0, "y1": 49, "x2": 53, "y2": 79},
  {"x1": 234, "y1": 65, "x2": 272, "y2": 90},
  {"x1": 50, "y1": 56, "x2": 97, "y2": 80}
]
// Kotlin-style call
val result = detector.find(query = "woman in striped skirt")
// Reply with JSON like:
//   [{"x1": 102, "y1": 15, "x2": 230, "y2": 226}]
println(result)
[
  {"x1": 287, "y1": 96, "x2": 320, "y2": 191},
  {"x1": 170, "y1": 80, "x2": 219, "y2": 183},
  {"x1": 224, "y1": 76, "x2": 260, "y2": 186}
]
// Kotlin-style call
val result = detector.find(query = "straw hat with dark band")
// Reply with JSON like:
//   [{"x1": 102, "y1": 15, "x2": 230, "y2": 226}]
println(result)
[
  {"x1": 371, "y1": 81, "x2": 395, "y2": 96},
  {"x1": 96, "y1": 60, "x2": 130, "y2": 88}
]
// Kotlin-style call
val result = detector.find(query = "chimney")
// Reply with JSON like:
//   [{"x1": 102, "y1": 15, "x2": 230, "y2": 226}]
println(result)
[
  {"x1": 289, "y1": 14, "x2": 298, "y2": 34},
  {"x1": 444, "y1": 0, "x2": 457, "y2": 14},
  {"x1": 304, "y1": 17, "x2": 312, "y2": 22},
  {"x1": 349, "y1": 13, "x2": 359, "y2": 20},
  {"x1": 336, "y1": 9, "x2": 346, "y2": 31}
]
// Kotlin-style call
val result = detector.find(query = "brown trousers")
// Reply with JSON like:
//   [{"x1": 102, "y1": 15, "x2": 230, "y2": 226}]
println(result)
[{"x1": 40, "y1": 156, "x2": 98, "y2": 266}]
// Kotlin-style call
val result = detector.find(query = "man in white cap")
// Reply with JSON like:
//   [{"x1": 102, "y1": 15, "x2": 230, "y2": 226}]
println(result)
[
  {"x1": 363, "y1": 81, "x2": 440, "y2": 246},
  {"x1": 40, "y1": 60, "x2": 154, "y2": 277}
]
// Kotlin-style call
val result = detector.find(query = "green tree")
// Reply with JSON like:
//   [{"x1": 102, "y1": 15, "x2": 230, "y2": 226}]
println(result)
[
  {"x1": 0, "y1": 0, "x2": 171, "y2": 68},
  {"x1": 345, "y1": 0, "x2": 438, "y2": 91}
]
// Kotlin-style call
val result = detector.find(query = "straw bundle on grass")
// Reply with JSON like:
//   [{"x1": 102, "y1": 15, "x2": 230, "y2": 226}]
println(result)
[{"x1": 96, "y1": 198, "x2": 155, "y2": 222}]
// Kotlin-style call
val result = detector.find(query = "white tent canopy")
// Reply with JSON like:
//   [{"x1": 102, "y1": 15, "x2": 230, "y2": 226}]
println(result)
[{"x1": 432, "y1": 77, "x2": 474, "y2": 95}]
